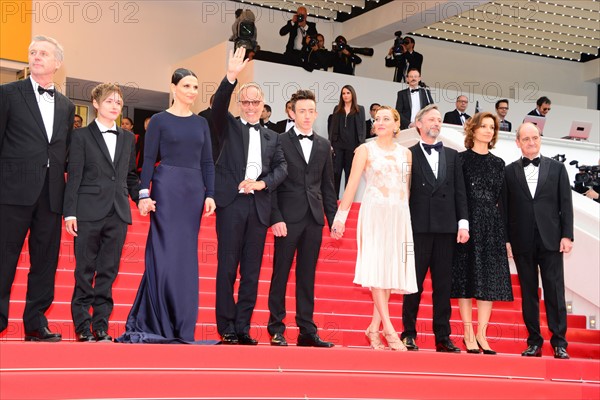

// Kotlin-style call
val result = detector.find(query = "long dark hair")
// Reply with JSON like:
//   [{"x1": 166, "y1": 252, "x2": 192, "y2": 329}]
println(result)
[
  {"x1": 171, "y1": 68, "x2": 197, "y2": 85},
  {"x1": 335, "y1": 84, "x2": 359, "y2": 115}
]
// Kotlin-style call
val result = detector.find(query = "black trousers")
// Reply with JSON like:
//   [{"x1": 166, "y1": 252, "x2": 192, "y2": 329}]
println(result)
[
  {"x1": 267, "y1": 211, "x2": 323, "y2": 336},
  {"x1": 514, "y1": 228, "x2": 568, "y2": 348},
  {"x1": 0, "y1": 174, "x2": 61, "y2": 333},
  {"x1": 71, "y1": 210, "x2": 127, "y2": 334},
  {"x1": 333, "y1": 147, "x2": 354, "y2": 197},
  {"x1": 401, "y1": 233, "x2": 455, "y2": 344},
  {"x1": 215, "y1": 195, "x2": 267, "y2": 336}
]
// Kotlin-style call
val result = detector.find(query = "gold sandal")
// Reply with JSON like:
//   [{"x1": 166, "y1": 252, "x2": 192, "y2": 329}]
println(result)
[{"x1": 365, "y1": 329, "x2": 385, "y2": 350}]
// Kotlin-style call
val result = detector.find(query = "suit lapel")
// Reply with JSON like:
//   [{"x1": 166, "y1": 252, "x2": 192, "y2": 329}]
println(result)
[
  {"x1": 406, "y1": 90, "x2": 412, "y2": 110},
  {"x1": 258, "y1": 126, "x2": 268, "y2": 166},
  {"x1": 515, "y1": 159, "x2": 533, "y2": 200},
  {"x1": 50, "y1": 92, "x2": 65, "y2": 144},
  {"x1": 241, "y1": 122, "x2": 250, "y2": 164},
  {"x1": 534, "y1": 156, "x2": 550, "y2": 198},
  {"x1": 435, "y1": 147, "x2": 447, "y2": 190},
  {"x1": 412, "y1": 144, "x2": 436, "y2": 188},
  {"x1": 113, "y1": 127, "x2": 126, "y2": 167},
  {"x1": 20, "y1": 80, "x2": 48, "y2": 142},
  {"x1": 289, "y1": 129, "x2": 307, "y2": 164},
  {"x1": 89, "y1": 122, "x2": 115, "y2": 170}
]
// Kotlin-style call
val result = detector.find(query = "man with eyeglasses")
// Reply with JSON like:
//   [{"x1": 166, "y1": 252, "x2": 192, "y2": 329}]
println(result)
[
  {"x1": 212, "y1": 47, "x2": 287, "y2": 346},
  {"x1": 443, "y1": 95, "x2": 471, "y2": 126},
  {"x1": 495, "y1": 99, "x2": 512, "y2": 132},
  {"x1": 528, "y1": 96, "x2": 551, "y2": 118}
]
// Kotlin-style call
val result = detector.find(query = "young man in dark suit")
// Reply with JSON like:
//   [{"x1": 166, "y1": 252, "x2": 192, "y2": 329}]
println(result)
[
  {"x1": 63, "y1": 83, "x2": 140, "y2": 342},
  {"x1": 401, "y1": 104, "x2": 469, "y2": 353},
  {"x1": 495, "y1": 99, "x2": 512, "y2": 132},
  {"x1": 212, "y1": 47, "x2": 287, "y2": 345},
  {"x1": 394, "y1": 68, "x2": 433, "y2": 130},
  {"x1": 267, "y1": 89, "x2": 337, "y2": 348},
  {"x1": 502, "y1": 122, "x2": 573, "y2": 359},
  {"x1": 443, "y1": 95, "x2": 471, "y2": 126},
  {"x1": 0, "y1": 36, "x2": 75, "y2": 341}
]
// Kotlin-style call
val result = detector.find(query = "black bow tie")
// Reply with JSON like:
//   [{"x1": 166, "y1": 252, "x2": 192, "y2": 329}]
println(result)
[
  {"x1": 423, "y1": 142, "x2": 442, "y2": 155},
  {"x1": 288, "y1": 119, "x2": 295, "y2": 123},
  {"x1": 298, "y1": 134, "x2": 313, "y2": 141},
  {"x1": 460, "y1": 113, "x2": 467, "y2": 117},
  {"x1": 37, "y1": 86, "x2": 55, "y2": 97},
  {"x1": 523, "y1": 157, "x2": 540, "y2": 167},
  {"x1": 410, "y1": 89, "x2": 419, "y2": 93},
  {"x1": 103, "y1": 129, "x2": 119, "y2": 135},
  {"x1": 246, "y1": 122, "x2": 260, "y2": 130}
]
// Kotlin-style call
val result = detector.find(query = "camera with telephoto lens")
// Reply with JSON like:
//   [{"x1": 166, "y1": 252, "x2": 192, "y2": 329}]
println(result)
[
  {"x1": 569, "y1": 160, "x2": 600, "y2": 194},
  {"x1": 332, "y1": 38, "x2": 374, "y2": 57}
]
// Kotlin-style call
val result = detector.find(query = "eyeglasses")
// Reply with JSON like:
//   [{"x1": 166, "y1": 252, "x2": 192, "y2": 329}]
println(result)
[
  {"x1": 541, "y1": 107, "x2": 551, "y2": 112},
  {"x1": 239, "y1": 100, "x2": 262, "y2": 107},
  {"x1": 457, "y1": 100, "x2": 468, "y2": 103}
]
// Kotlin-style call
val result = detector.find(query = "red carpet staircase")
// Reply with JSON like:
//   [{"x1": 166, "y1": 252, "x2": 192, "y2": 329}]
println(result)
[{"x1": 1, "y1": 202, "x2": 599, "y2": 399}]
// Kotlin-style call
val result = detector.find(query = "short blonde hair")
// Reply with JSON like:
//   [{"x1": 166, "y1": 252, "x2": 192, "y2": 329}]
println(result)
[
  {"x1": 91, "y1": 83, "x2": 123, "y2": 106},
  {"x1": 238, "y1": 82, "x2": 263, "y2": 102},
  {"x1": 30, "y1": 35, "x2": 64, "y2": 62},
  {"x1": 375, "y1": 106, "x2": 401, "y2": 136}
]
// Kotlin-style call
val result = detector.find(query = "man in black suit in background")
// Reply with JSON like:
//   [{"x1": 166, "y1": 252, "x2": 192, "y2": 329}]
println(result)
[
  {"x1": 280, "y1": 6, "x2": 318, "y2": 65},
  {"x1": 443, "y1": 95, "x2": 471, "y2": 126},
  {"x1": 503, "y1": 122, "x2": 573, "y2": 359},
  {"x1": 199, "y1": 94, "x2": 220, "y2": 163},
  {"x1": 495, "y1": 99, "x2": 512, "y2": 132},
  {"x1": 365, "y1": 103, "x2": 380, "y2": 139},
  {"x1": 274, "y1": 100, "x2": 295, "y2": 134},
  {"x1": 395, "y1": 68, "x2": 433, "y2": 130},
  {"x1": 385, "y1": 36, "x2": 423, "y2": 83},
  {"x1": 267, "y1": 89, "x2": 337, "y2": 348},
  {"x1": 212, "y1": 48, "x2": 287, "y2": 345},
  {"x1": 63, "y1": 83, "x2": 140, "y2": 342},
  {"x1": 260, "y1": 104, "x2": 277, "y2": 131},
  {"x1": 0, "y1": 36, "x2": 75, "y2": 341},
  {"x1": 527, "y1": 96, "x2": 551, "y2": 117},
  {"x1": 401, "y1": 104, "x2": 469, "y2": 353}
]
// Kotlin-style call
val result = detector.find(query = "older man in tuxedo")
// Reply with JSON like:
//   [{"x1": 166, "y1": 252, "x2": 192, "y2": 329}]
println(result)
[
  {"x1": 0, "y1": 36, "x2": 75, "y2": 341},
  {"x1": 212, "y1": 48, "x2": 287, "y2": 345},
  {"x1": 503, "y1": 122, "x2": 573, "y2": 359},
  {"x1": 395, "y1": 68, "x2": 433, "y2": 130},
  {"x1": 443, "y1": 96, "x2": 471, "y2": 126}
]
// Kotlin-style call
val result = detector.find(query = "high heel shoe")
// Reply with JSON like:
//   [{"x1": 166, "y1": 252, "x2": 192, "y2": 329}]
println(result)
[
  {"x1": 476, "y1": 338, "x2": 497, "y2": 355},
  {"x1": 365, "y1": 329, "x2": 385, "y2": 350},
  {"x1": 463, "y1": 338, "x2": 481, "y2": 354},
  {"x1": 383, "y1": 332, "x2": 407, "y2": 351}
]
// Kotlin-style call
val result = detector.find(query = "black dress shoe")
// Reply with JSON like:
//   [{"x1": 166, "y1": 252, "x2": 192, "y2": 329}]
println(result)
[
  {"x1": 94, "y1": 330, "x2": 113, "y2": 342},
  {"x1": 402, "y1": 337, "x2": 419, "y2": 351},
  {"x1": 220, "y1": 333, "x2": 239, "y2": 345},
  {"x1": 463, "y1": 339, "x2": 481, "y2": 354},
  {"x1": 297, "y1": 333, "x2": 334, "y2": 348},
  {"x1": 24, "y1": 327, "x2": 61, "y2": 342},
  {"x1": 476, "y1": 339, "x2": 496, "y2": 355},
  {"x1": 270, "y1": 333, "x2": 288, "y2": 346},
  {"x1": 237, "y1": 333, "x2": 258, "y2": 345},
  {"x1": 77, "y1": 331, "x2": 95, "y2": 342},
  {"x1": 553, "y1": 346, "x2": 570, "y2": 359},
  {"x1": 436, "y1": 339, "x2": 461, "y2": 353},
  {"x1": 522, "y1": 344, "x2": 542, "y2": 357}
]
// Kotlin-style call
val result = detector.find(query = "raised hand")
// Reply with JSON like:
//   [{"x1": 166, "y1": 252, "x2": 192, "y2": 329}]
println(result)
[{"x1": 226, "y1": 47, "x2": 249, "y2": 82}]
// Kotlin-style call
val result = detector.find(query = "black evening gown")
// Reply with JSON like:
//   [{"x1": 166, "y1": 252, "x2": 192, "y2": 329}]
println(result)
[
  {"x1": 117, "y1": 112, "x2": 216, "y2": 343},
  {"x1": 451, "y1": 149, "x2": 513, "y2": 302}
]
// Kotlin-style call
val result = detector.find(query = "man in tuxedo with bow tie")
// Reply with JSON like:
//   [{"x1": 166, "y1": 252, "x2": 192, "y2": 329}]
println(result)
[
  {"x1": 0, "y1": 36, "x2": 75, "y2": 341},
  {"x1": 401, "y1": 104, "x2": 469, "y2": 353},
  {"x1": 274, "y1": 100, "x2": 295, "y2": 134},
  {"x1": 502, "y1": 122, "x2": 573, "y2": 359},
  {"x1": 267, "y1": 89, "x2": 337, "y2": 348},
  {"x1": 394, "y1": 69, "x2": 433, "y2": 130},
  {"x1": 63, "y1": 83, "x2": 140, "y2": 342},
  {"x1": 443, "y1": 95, "x2": 471, "y2": 126},
  {"x1": 212, "y1": 47, "x2": 287, "y2": 345}
]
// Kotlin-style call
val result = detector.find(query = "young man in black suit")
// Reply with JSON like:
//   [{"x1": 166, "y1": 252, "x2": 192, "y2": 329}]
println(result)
[
  {"x1": 502, "y1": 122, "x2": 573, "y2": 359},
  {"x1": 394, "y1": 68, "x2": 433, "y2": 130},
  {"x1": 401, "y1": 104, "x2": 469, "y2": 353},
  {"x1": 0, "y1": 36, "x2": 75, "y2": 341},
  {"x1": 443, "y1": 95, "x2": 471, "y2": 126},
  {"x1": 212, "y1": 47, "x2": 287, "y2": 345},
  {"x1": 63, "y1": 83, "x2": 139, "y2": 342},
  {"x1": 267, "y1": 89, "x2": 337, "y2": 348}
]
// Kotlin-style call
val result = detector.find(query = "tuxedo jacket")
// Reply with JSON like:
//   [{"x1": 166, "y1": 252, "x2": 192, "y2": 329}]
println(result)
[
  {"x1": 502, "y1": 156, "x2": 573, "y2": 254},
  {"x1": 443, "y1": 109, "x2": 471, "y2": 126},
  {"x1": 0, "y1": 78, "x2": 75, "y2": 213},
  {"x1": 212, "y1": 77, "x2": 287, "y2": 226},
  {"x1": 527, "y1": 109, "x2": 544, "y2": 117},
  {"x1": 395, "y1": 87, "x2": 433, "y2": 130},
  {"x1": 279, "y1": 20, "x2": 318, "y2": 54},
  {"x1": 262, "y1": 120, "x2": 277, "y2": 132},
  {"x1": 273, "y1": 119, "x2": 290, "y2": 134},
  {"x1": 409, "y1": 144, "x2": 468, "y2": 234},
  {"x1": 63, "y1": 123, "x2": 139, "y2": 224},
  {"x1": 270, "y1": 129, "x2": 337, "y2": 228},
  {"x1": 199, "y1": 107, "x2": 220, "y2": 162},
  {"x1": 365, "y1": 119, "x2": 375, "y2": 139}
]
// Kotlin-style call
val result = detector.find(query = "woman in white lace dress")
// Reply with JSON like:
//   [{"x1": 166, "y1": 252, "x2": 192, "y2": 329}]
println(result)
[{"x1": 332, "y1": 106, "x2": 417, "y2": 351}]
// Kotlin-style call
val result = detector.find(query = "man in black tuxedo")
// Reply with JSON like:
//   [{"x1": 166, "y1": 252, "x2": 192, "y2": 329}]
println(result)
[
  {"x1": 63, "y1": 83, "x2": 140, "y2": 342},
  {"x1": 212, "y1": 48, "x2": 287, "y2": 345},
  {"x1": 365, "y1": 103, "x2": 380, "y2": 139},
  {"x1": 443, "y1": 95, "x2": 471, "y2": 126},
  {"x1": 527, "y1": 96, "x2": 551, "y2": 117},
  {"x1": 401, "y1": 104, "x2": 469, "y2": 353},
  {"x1": 260, "y1": 104, "x2": 277, "y2": 131},
  {"x1": 0, "y1": 36, "x2": 75, "y2": 341},
  {"x1": 199, "y1": 94, "x2": 220, "y2": 163},
  {"x1": 274, "y1": 101, "x2": 295, "y2": 134},
  {"x1": 267, "y1": 89, "x2": 337, "y2": 348},
  {"x1": 495, "y1": 99, "x2": 512, "y2": 132},
  {"x1": 395, "y1": 68, "x2": 433, "y2": 130},
  {"x1": 385, "y1": 36, "x2": 423, "y2": 83},
  {"x1": 502, "y1": 122, "x2": 573, "y2": 359},
  {"x1": 279, "y1": 6, "x2": 318, "y2": 65}
]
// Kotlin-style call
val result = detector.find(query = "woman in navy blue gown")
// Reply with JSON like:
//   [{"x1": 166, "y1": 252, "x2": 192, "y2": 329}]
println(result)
[{"x1": 117, "y1": 68, "x2": 216, "y2": 343}]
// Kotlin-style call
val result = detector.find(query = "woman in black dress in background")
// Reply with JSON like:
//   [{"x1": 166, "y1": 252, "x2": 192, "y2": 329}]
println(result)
[
  {"x1": 451, "y1": 111, "x2": 513, "y2": 354},
  {"x1": 118, "y1": 68, "x2": 216, "y2": 343},
  {"x1": 328, "y1": 85, "x2": 366, "y2": 196}
]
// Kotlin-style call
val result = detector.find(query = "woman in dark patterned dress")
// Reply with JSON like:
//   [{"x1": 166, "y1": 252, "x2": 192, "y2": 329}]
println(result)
[{"x1": 452, "y1": 112, "x2": 513, "y2": 354}]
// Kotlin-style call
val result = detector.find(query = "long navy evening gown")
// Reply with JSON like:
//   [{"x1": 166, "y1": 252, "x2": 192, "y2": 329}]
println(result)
[{"x1": 117, "y1": 112, "x2": 215, "y2": 343}]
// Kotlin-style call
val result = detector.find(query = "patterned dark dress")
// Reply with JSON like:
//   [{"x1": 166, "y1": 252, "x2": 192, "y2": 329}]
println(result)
[{"x1": 451, "y1": 149, "x2": 513, "y2": 301}]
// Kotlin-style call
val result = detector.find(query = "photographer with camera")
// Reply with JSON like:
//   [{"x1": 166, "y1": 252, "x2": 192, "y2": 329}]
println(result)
[
  {"x1": 301, "y1": 34, "x2": 332, "y2": 72},
  {"x1": 569, "y1": 160, "x2": 600, "y2": 203},
  {"x1": 385, "y1": 33, "x2": 423, "y2": 83},
  {"x1": 331, "y1": 36, "x2": 363, "y2": 76},
  {"x1": 230, "y1": 9, "x2": 258, "y2": 55},
  {"x1": 280, "y1": 6, "x2": 318, "y2": 66}
]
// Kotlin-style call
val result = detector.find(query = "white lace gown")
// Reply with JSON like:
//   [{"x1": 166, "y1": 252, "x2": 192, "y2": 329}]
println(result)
[{"x1": 353, "y1": 141, "x2": 418, "y2": 294}]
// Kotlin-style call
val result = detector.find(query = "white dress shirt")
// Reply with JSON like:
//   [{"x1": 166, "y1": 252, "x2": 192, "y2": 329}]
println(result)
[
  {"x1": 30, "y1": 76, "x2": 55, "y2": 143},
  {"x1": 523, "y1": 154, "x2": 541, "y2": 198},
  {"x1": 294, "y1": 127, "x2": 314, "y2": 162},
  {"x1": 285, "y1": 119, "x2": 295, "y2": 132},
  {"x1": 240, "y1": 118, "x2": 263, "y2": 193},
  {"x1": 409, "y1": 88, "x2": 421, "y2": 124},
  {"x1": 95, "y1": 119, "x2": 118, "y2": 162}
]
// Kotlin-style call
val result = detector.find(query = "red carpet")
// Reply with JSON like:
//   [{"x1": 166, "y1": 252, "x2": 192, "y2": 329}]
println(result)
[{"x1": 1, "y1": 202, "x2": 599, "y2": 399}]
